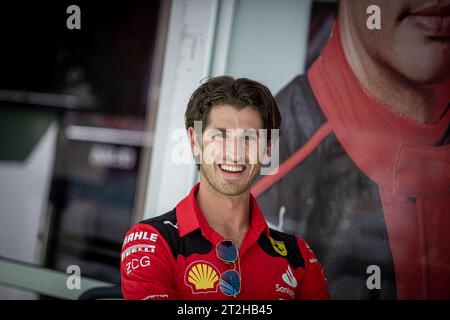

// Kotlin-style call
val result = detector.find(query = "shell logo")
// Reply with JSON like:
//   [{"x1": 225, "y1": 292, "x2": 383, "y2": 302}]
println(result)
[{"x1": 184, "y1": 261, "x2": 220, "y2": 294}]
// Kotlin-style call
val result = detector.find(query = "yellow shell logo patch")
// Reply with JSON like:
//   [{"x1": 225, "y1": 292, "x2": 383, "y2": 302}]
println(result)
[
  {"x1": 184, "y1": 261, "x2": 219, "y2": 294},
  {"x1": 270, "y1": 237, "x2": 288, "y2": 256}
]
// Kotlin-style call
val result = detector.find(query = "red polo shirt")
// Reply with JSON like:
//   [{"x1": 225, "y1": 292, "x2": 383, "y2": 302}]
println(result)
[{"x1": 121, "y1": 183, "x2": 330, "y2": 300}]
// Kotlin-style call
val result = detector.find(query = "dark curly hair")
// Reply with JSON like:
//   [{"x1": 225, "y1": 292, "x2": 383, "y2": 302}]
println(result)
[{"x1": 185, "y1": 76, "x2": 281, "y2": 140}]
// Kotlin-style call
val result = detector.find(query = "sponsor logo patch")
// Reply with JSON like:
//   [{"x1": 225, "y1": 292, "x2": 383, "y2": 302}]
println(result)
[
  {"x1": 163, "y1": 220, "x2": 178, "y2": 229},
  {"x1": 123, "y1": 231, "x2": 158, "y2": 247},
  {"x1": 282, "y1": 265, "x2": 297, "y2": 288},
  {"x1": 275, "y1": 283, "x2": 295, "y2": 299},
  {"x1": 275, "y1": 265, "x2": 297, "y2": 299},
  {"x1": 269, "y1": 237, "x2": 288, "y2": 256},
  {"x1": 184, "y1": 261, "x2": 220, "y2": 294},
  {"x1": 121, "y1": 244, "x2": 156, "y2": 261},
  {"x1": 126, "y1": 256, "x2": 151, "y2": 275}
]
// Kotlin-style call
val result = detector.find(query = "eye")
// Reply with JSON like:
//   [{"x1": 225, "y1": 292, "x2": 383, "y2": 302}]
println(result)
[
  {"x1": 244, "y1": 135, "x2": 257, "y2": 142},
  {"x1": 213, "y1": 133, "x2": 224, "y2": 139}
]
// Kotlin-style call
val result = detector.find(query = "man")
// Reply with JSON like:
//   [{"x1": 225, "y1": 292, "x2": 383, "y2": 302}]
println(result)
[
  {"x1": 254, "y1": 0, "x2": 450, "y2": 299},
  {"x1": 120, "y1": 76, "x2": 330, "y2": 300}
]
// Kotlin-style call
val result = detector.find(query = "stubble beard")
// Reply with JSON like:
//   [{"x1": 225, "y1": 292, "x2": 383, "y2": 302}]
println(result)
[{"x1": 200, "y1": 163, "x2": 260, "y2": 196}]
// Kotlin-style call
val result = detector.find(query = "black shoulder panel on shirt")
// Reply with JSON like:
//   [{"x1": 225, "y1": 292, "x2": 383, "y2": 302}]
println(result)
[
  {"x1": 258, "y1": 228, "x2": 305, "y2": 269},
  {"x1": 140, "y1": 209, "x2": 179, "y2": 259},
  {"x1": 139, "y1": 208, "x2": 212, "y2": 259}
]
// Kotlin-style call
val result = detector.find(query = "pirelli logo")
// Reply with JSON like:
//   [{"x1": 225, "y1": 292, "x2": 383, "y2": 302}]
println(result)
[{"x1": 121, "y1": 244, "x2": 156, "y2": 261}]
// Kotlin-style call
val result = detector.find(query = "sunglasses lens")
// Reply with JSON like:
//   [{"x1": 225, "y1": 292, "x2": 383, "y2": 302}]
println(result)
[
  {"x1": 219, "y1": 270, "x2": 240, "y2": 296},
  {"x1": 217, "y1": 240, "x2": 237, "y2": 262}
]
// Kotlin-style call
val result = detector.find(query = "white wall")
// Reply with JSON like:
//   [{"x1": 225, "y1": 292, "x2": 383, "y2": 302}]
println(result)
[{"x1": 226, "y1": 0, "x2": 312, "y2": 94}]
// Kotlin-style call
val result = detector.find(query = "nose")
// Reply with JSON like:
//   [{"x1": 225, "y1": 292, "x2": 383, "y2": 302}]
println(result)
[{"x1": 223, "y1": 136, "x2": 245, "y2": 164}]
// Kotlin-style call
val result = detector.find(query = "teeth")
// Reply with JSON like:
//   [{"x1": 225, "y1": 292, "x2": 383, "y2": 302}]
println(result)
[{"x1": 220, "y1": 165, "x2": 244, "y2": 172}]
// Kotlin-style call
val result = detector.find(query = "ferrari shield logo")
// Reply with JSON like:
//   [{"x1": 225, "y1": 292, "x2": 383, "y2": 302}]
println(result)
[{"x1": 269, "y1": 237, "x2": 287, "y2": 256}]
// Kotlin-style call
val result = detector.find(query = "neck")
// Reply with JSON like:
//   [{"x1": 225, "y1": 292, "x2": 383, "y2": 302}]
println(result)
[
  {"x1": 196, "y1": 178, "x2": 251, "y2": 247},
  {"x1": 339, "y1": 16, "x2": 448, "y2": 125}
]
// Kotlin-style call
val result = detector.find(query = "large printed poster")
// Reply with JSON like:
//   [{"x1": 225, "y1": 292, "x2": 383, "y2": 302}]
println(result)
[{"x1": 254, "y1": 1, "x2": 450, "y2": 299}]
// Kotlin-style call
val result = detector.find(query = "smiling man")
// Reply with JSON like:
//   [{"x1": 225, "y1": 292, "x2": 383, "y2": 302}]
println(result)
[{"x1": 120, "y1": 76, "x2": 330, "y2": 300}]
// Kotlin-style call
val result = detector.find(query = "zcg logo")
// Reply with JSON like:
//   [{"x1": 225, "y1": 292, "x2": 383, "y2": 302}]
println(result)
[{"x1": 126, "y1": 256, "x2": 151, "y2": 275}]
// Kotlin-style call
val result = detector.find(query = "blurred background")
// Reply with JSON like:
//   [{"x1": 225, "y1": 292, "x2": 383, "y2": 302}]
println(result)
[{"x1": 0, "y1": 0, "x2": 337, "y2": 299}]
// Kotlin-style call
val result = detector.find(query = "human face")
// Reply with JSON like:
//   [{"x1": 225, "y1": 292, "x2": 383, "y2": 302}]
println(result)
[
  {"x1": 341, "y1": 0, "x2": 450, "y2": 84},
  {"x1": 191, "y1": 105, "x2": 267, "y2": 196}
]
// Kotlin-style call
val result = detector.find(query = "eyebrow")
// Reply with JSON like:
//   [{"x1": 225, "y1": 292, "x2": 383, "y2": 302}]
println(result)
[{"x1": 214, "y1": 128, "x2": 260, "y2": 136}]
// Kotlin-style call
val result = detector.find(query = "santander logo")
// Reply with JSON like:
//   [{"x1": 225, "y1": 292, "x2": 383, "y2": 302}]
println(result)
[{"x1": 282, "y1": 265, "x2": 297, "y2": 288}]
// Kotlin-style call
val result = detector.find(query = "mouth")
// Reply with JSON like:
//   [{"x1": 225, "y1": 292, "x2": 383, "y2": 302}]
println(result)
[
  {"x1": 403, "y1": 4, "x2": 450, "y2": 38},
  {"x1": 218, "y1": 164, "x2": 246, "y2": 177}
]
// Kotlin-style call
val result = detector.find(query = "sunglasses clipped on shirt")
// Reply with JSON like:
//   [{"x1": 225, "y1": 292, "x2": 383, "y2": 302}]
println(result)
[{"x1": 216, "y1": 240, "x2": 241, "y2": 297}]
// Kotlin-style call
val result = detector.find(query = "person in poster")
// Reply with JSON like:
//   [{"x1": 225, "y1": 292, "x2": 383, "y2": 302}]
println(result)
[{"x1": 254, "y1": 0, "x2": 450, "y2": 299}]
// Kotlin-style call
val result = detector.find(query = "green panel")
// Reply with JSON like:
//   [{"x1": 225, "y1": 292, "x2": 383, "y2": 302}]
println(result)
[{"x1": 0, "y1": 105, "x2": 57, "y2": 161}]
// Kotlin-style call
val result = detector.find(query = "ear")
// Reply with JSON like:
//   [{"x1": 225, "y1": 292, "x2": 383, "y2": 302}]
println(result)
[{"x1": 187, "y1": 127, "x2": 201, "y2": 157}]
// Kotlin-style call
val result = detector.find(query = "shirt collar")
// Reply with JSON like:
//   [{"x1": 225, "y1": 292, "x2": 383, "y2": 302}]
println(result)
[{"x1": 176, "y1": 182, "x2": 270, "y2": 246}]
